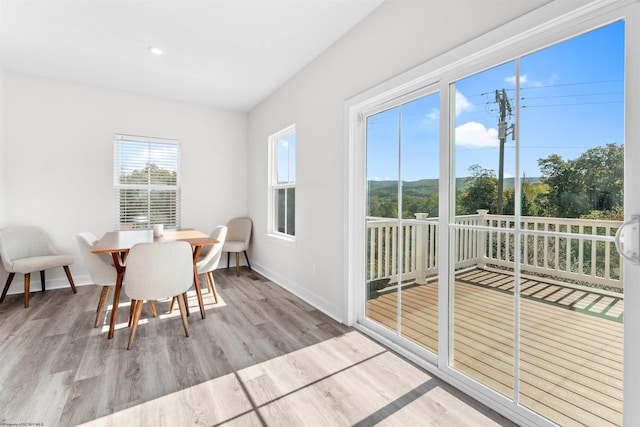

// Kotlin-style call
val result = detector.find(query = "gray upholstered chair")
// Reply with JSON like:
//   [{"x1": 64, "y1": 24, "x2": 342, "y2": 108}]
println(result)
[
  {"x1": 77, "y1": 232, "x2": 118, "y2": 328},
  {"x1": 123, "y1": 241, "x2": 193, "y2": 350},
  {"x1": 0, "y1": 225, "x2": 76, "y2": 308},
  {"x1": 223, "y1": 217, "x2": 252, "y2": 276},
  {"x1": 197, "y1": 226, "x2": 227, "y2": 303}
]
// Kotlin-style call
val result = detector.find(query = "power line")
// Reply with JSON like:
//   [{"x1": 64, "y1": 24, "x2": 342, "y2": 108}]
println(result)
[
  {"x1": 522, "y1": 91, "x2": 622, "y2": 100},
  {"x1": 522, "y1": 101, "x2": 622, "y2": 108},
  {"x1": 520, "y1": 79, "x2": 622, "y2": 91}
]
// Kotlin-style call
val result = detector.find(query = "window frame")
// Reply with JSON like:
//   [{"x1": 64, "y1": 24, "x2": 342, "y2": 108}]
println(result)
[
  {"x1": 268, "y1": 125, "x2": 296, "y2": 241},
  {"x1": 113, "y1": 134, "x2": 181, "y2": 231}
]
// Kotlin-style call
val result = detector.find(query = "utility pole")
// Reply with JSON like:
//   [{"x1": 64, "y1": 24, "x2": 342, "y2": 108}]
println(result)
[{"x1": 495, "y1": 89, "x2": 513, "y2": 215}]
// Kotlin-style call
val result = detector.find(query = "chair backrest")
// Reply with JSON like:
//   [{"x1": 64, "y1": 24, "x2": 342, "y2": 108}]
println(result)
[
  {"x1": 226, "y1": 217, "x2": 252, "y2": 249},
  {"x1": 197, "y1": 226, "x2": 227, "y2": 274},
  {"x1": 76, "y1": 232, "x2": 117, "y2": 286},
  {"x1": 0, "y1": 226, "x2": 57, "y2": 270},
  {"x1": 123, "y1": 241, "x2": 193, "y2": 301}
]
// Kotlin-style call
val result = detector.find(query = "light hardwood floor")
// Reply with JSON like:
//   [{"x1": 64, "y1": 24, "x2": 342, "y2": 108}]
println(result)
[{"x1": 0, "y1": 268, "x2": 514, "y2": 426}]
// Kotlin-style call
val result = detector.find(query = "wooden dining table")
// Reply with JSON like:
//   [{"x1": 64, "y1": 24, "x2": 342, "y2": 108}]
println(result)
[{"x1": 91, "y1": 228, "x2": 218, "y2": 339}]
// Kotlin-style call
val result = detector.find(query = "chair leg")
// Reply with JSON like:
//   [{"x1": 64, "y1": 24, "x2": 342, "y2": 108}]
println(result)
[
  {"x1": 24, "y1": 273, "x2": 31, "y2": 308},
  {"x1": 183, "y1": 292, "x2": 190, "y2": 316},
  {"x1": 235, "y1": 252, "x2": 240, "y2": 276},
  {"x1": 203, "y1": 272, "x2": 211, "y2": 293},
  {"x1": 177, "y1": 294, "x2": 190, "y2": 337},
  {"x1": 206, "y1": 272, "x2": 219, "y2": 304},
  {"x1": 227, "y1": 252, "x2": 230, "y2": 269},
  {"x1": 149, "y1": 301, "x2": 157, "y2": 317},
  {"x1": 204, "y1": 273, "x2": 212, "y2": 294},
  {"x1": 127, "y1": 300, "x2": 144, "y2": 350},
  {"x1": 129, "y1": 299, "x2": 135, "y2": 327},
  {"x1": 243, "y1": 250, "x2": 251, "y2": 270},
  {"x1": 171, "y1": 293, "x2": 190, "y2": 315},
  {"x1": 63, "y1": 266, "x2": 77, "y2": 294},
  {"x1": 94, "y1": 286, "x2": 110, "y2": 328},
  {"x1": 40, "y1": 270, "x2": 46, "y2": 293},
  {"x1": 0, "y1": 273, "x2": 15, "y2": 303}
]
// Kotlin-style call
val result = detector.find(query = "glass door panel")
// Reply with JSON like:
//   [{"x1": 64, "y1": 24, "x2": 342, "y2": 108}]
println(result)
[
  {"x1": 399, "y1": 93, "x2": 440, "y2": 352},
  {"x1": 366, "y1": 107, "x2": 400, "y2": 334},
  {"x1": 448, "y1": 20, "x2": 625, "y2": 426},
  {"x1": 517, "y1": 21, "x2": 624, "y2": 426},
  {"x1": 451, "y1": 61, "x2": 517, "y2": 396},
  {"x1": 365, "y1": 91, "x2": 440, "y2": 354}
]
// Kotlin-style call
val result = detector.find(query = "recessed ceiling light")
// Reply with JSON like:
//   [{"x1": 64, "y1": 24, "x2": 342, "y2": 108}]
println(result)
[{"x1": 148, "y1": 46, "x2": 163, "y2": 56}]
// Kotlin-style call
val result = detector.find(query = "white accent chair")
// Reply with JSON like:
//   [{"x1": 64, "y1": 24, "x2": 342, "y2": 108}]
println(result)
[
  {"x1": 223, "y1": 217, "x2": 252, "y2": 276},
  {"x1": 77, "y1": 232, "x2": 118, "y2": 328},
  {"x1": 123, "y1": 241, "x2": 193, "y2": 350},
  {"x1": 0, "y1": 226, "x2": 76, "y2": 308},
  {"x1": 197, "y1": 226, "x2": 227, "y2": 303},
  {"x1": 170, "y1": 225, "x2": 227, "y2": 312}
]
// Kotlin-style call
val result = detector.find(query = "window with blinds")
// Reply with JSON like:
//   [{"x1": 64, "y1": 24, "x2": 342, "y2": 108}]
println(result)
[{"x1": 113, "y1": 134, "x2": 181, "y2": 230}]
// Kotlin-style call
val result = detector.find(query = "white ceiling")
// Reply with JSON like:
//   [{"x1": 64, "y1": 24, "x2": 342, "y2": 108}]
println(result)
[{"x1": 0, "y1": 0, "x2": 384, "y2": 111}]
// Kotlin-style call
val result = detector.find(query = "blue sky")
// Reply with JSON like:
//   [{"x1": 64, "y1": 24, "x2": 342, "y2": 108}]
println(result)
[{"x1": 367, "y1": 20, "x2": 624, "y2": 182}]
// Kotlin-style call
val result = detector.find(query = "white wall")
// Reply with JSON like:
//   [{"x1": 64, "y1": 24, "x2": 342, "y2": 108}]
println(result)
[
  {"x1": 246, "y1": 0, "x2": 554, "y2": 320},
  {"x1": 0, "y1": 68, "x2": 5, "y2": 227},
  {"x1": 0, "y1": 69, "x2": 6, "y2": 288},
  {"x1": 2, "y1": 72, "x2": 247, "y2": 291}
]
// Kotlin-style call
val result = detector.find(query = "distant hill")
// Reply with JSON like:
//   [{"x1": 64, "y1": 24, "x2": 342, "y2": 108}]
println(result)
[{"x1": 368, "y1": 177, "x2": 541, "y2": 192}]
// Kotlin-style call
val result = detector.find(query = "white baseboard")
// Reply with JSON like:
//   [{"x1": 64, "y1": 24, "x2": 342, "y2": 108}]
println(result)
[{"x1": 251, "y1": 262, "x2": 344, "y2": 324}]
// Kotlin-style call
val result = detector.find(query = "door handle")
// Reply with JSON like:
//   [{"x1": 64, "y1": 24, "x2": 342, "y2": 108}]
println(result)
[{"x1": 615, "y1": 214, "x2": 640, "y2": 265}]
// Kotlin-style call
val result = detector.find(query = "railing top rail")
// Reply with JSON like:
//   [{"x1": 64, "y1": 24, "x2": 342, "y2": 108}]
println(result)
[
  {"x1": 483, "y1": 214, "x2": 622, "y2": 226},
  {"x1": 368, "y1": 214, "x2": 621, "y2": 225},
  {"x1": 366, "y1": 217, "x2": 439, "y2": 224}
]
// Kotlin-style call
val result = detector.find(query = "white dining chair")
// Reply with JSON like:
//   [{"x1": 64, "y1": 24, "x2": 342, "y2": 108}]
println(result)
[
  {"x1": 123, "y1": 241, "x2": 193, "y2": 350},
  {"x1": 77, "y1": 232, "x2": 118, "y2": 328},
  {"x1": 0, "y1": 225, "x2": 76, "y2": 308},
  {"x1": 223, "y1": 217, "x2": 252, "y2": 276},
  {"x1": 169, "y1": 225, "x2": 227, "y2": 312},
  {"x1": 197, "y1": 226, "x2": 227, "y2": 303}
]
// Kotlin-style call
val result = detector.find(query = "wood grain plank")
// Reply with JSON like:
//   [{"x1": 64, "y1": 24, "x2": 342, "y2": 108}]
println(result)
[
  {"x1": 366, "y1": 268, "x2": 623, "y2": 427},
  {"x1": 0, "y1": 269, "x2": 514, "y2": 427}
]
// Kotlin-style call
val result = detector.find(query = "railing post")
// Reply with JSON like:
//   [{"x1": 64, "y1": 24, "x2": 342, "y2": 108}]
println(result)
[
  {"x1": 477, "y1": 210, "x2": 489, "y2": 268},
  {"x1": 414, "y1": 213, "x2": 428, "y2": 284}
]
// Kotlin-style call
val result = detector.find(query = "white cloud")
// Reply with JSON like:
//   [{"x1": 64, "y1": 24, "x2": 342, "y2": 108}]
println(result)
[
  {"x1": 426, "y1": 108, "x2": 439, "y2": 121},
  {"x1": 505, "y1": 74, "x2": 528, "y2": 86},
  {"x1": 455, "y1": 121, "x2": 499, "y2": 148},
  {"x1": 455, "y1": 91, "x2": 473, "y2": 116}
]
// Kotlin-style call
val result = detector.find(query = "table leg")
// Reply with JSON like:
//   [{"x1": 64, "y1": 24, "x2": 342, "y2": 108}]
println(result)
[
  {"x1": 108, "y1": 252, "x2": 126, "y2": 339},
  {"x1": 192, "y1": 245, "x2": 206, "y2": 319}
]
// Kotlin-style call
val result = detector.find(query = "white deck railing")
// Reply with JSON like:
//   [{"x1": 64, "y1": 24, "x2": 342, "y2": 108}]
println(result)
[{"x1": 367, "y1": 211, "x2": 623, "y2": 290}]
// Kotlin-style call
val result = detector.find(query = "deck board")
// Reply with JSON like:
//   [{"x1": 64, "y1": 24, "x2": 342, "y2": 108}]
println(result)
[{"x1": 366, "y1": 268, "x2": 623, "y2": 427}]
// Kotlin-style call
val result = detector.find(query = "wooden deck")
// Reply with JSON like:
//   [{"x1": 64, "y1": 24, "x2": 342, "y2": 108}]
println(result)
[{"x1": 366, "y1": 268, "x2": 623, "y2": 427}]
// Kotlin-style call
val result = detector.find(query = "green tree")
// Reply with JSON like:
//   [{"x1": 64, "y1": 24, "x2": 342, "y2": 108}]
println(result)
[
  {"x1": 537, "y1": 143, "x2": 623, "y2": 218},
  {"x1": 120, "y1": 163, "x2": 177, "y2": 185},
  {"x1": 457, "y1": 164, "x2": 498, "y2": 215},
  {"x1": 119, "y1": 163, "x2": 178, "y2": 227}
]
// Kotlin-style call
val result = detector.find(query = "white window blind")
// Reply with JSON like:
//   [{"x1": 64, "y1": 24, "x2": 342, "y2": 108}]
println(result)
[{"x1": 113, "y1": 134, "x2": 181, "y2": 230}]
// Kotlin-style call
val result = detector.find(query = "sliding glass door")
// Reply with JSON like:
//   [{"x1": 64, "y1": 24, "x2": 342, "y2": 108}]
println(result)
[{"x1": 353, "y1": 5, "x2": 639, "y2": 425}]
